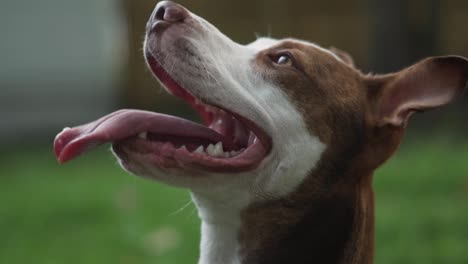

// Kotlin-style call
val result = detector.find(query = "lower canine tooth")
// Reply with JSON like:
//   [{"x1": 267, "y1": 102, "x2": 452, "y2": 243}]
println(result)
[{"x1": 213, "y1": 142, "x2": 224, "y2": 156}]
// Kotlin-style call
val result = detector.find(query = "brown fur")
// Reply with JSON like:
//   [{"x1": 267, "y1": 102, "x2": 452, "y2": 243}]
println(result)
[{"x1": 238, "y1": 40, "x2": 468, "y2": 263}]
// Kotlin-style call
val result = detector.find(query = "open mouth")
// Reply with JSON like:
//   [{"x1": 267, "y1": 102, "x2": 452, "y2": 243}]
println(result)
[{"x1": 53, "y1": 52, "x2": 271, "y2": 173}]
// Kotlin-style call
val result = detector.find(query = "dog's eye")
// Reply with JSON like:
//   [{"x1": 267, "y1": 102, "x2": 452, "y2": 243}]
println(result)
[{"x1": 274, "y1": 54, "x2": 293, "y2": 66}]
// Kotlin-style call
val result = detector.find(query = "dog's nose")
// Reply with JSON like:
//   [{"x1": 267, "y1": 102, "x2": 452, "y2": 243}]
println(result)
[{"x1": 152, "y1": 1, "x2": 189, "y2": 23}]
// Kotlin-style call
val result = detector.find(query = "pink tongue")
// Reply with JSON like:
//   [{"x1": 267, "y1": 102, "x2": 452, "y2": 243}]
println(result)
[{"x1": 54, "y1": 109, "x2": 229, "y2": 164}]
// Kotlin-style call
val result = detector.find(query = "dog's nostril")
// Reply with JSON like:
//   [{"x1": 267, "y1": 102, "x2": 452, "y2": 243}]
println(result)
[
  {"x1": 152, "y1": 1, "x2": 189, "y2": 23},
  {"x1": 155, "y1": 6, "x2": 166, "y2": 21}
]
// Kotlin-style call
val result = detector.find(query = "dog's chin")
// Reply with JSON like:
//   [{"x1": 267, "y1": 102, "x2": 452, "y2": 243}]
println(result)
[{"x1": 111, "y1": 145, "x2": 197, "y2": 187}]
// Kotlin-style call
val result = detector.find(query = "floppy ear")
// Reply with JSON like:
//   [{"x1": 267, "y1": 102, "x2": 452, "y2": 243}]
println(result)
[
  {"x1": 368, "y1": 56, "x2": 468, "y2": 127},
  {"x1": 330, "y1": 47, "x2": 355, "y2": 67}
]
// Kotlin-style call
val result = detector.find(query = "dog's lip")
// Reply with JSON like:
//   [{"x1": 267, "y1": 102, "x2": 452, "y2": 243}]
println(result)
[{"x1": 112, "y1": 133, "x2": 267, "y2": 173}]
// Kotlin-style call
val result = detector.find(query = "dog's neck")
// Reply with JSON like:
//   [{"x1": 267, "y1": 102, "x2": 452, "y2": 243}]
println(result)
[{"x1": 191, "y1": 172, "x2": 375, "y2": 264}]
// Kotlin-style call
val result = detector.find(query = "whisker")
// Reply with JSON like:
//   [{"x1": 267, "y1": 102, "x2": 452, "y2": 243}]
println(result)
[{"x1": 169, "y1": 199, "x2": 194, "y2": 216}]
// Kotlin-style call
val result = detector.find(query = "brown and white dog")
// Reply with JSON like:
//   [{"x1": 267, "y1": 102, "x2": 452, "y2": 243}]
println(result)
[{"x1": 54, "y1": 1, "x2": 468, "y2": 263}]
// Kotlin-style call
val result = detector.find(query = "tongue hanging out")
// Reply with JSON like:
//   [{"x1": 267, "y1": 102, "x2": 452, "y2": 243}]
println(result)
[{"x1": 54, "y1": 109, "x2": 238, "y2": 164}]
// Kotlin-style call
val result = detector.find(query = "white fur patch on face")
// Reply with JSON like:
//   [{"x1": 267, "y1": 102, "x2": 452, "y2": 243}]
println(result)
[{"x1": 141, "y1": 8, "x2": 331, "y2": 199}]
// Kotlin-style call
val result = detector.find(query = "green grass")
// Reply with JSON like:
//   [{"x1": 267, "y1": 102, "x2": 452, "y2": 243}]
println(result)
[
  {"x1": 374, "y1": 138, "x2": 468, "y2": 263},
  {"x1": 0, "y1": 138, "x2": 467, "y2": 263}
]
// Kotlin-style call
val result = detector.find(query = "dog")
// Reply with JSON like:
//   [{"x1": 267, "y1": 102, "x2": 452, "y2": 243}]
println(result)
[{"x1": 54, "y1": 1, "x2": 468, "y2": 263}]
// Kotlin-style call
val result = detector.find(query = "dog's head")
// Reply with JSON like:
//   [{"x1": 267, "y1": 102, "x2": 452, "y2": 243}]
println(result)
[{"x1": 55, "y1": 1, "x2": 468, "y2": 215}]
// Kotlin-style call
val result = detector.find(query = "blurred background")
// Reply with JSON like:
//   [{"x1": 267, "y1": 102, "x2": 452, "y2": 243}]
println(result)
[{"x1": 1, "y1": 0, "x2": 467, "y2": 263}]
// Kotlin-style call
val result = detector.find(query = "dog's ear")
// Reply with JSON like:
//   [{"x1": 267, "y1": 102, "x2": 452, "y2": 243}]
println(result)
[
  {"x1": 367, "y1": 56, "x2": 468, "y2": 127},
  {"x1": 330, "y1": 47, "x2": 354, "y2": 67}
]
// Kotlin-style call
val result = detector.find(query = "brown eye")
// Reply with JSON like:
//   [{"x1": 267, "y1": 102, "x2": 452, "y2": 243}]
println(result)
[{"x1": 272, "y1": 54, "x2": 293, "y2": 66}]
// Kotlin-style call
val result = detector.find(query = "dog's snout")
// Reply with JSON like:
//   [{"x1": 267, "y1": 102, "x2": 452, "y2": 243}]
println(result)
[{"x1": 152, "y1": 1, "x2": 189, "y2": 23}]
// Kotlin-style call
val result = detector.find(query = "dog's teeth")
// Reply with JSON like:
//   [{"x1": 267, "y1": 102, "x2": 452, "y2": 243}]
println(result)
[
  {"x1": 62, "y1": 127, "x2": 71, "y2": 132},
  {"x1": 180, "y1": 145, "x2": 187, "y2": 151},
  {"x1": 193, "y1": 142, "x2": 229, "y2": 158},
  {"x1": 213, "y1": 142, "x2": 224, "y2": 156},
  {"x1": 206, "y1": 144, "x2": 216, "y2": 156},
  {"x1": 230, "y1": 150, "x2": 241, "y2": 157},
  {"x1": 138, "y1": 132, "x2": 147, "y2": 139},
  {"x1": 194, "y1": 145, "x2": 204, "y2": 154},
  {"x1": 248, "y1": 132, "x2": 255, "y2": 145}
]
